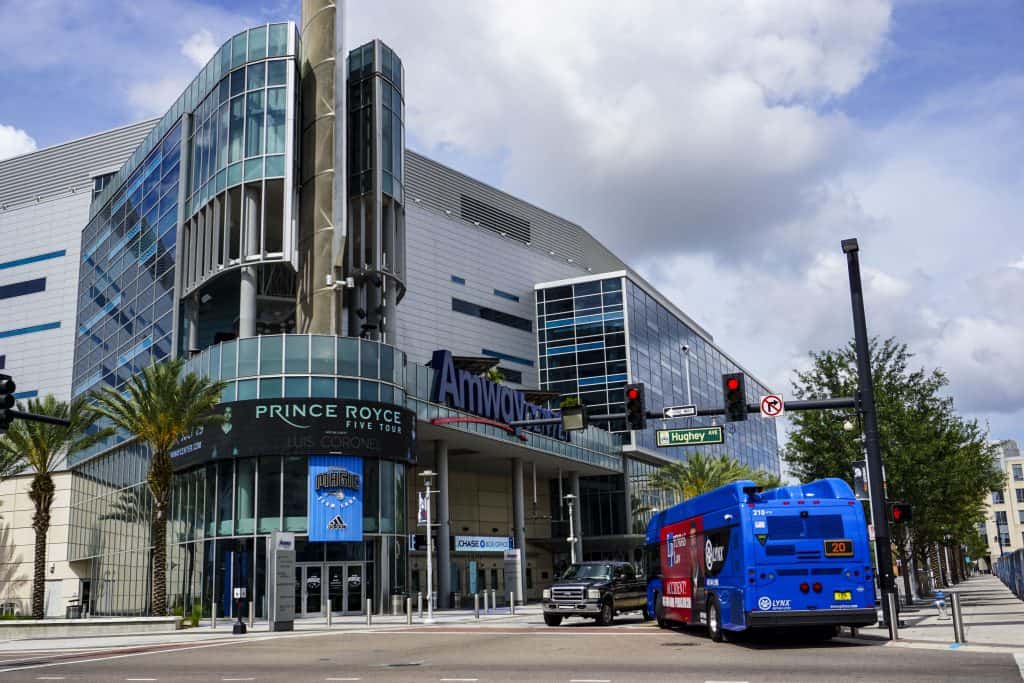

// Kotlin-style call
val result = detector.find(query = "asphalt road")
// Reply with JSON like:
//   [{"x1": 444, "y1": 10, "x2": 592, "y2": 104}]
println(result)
[{"x1": 2, "y1": 620, "x2": 1021, "y2": 682}]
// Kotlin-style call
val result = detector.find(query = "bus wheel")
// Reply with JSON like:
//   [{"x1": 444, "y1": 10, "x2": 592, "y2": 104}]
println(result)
[
  {"x1": 655, "y1": 594, "x2": 668, "y2": 628},
  {"x1": 596, "y1": 599, "x2": 615, "y2": 626},
  {"x1": 707, "y1": 597, "x2": 725, "y2": 643}
]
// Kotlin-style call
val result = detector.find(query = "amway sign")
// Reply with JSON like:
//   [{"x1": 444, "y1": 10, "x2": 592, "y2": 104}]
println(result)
[{"x1": 430, "y1": 349, "x2": 568, "y2": 442}]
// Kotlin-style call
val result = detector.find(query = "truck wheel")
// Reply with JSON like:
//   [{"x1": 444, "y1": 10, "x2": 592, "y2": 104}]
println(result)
[
  {"x1": 596, "y1": 599, "x2": 615, "y2": 626},
  {"x1": 543, "y1": 614, "x2": 563, "y2": 627},
  {"x1": 655, "y1": 593, "x2": 667, "y2": 628},
  {"x1": 707, "y1": 597, "x2": 724, "y2": 642}
]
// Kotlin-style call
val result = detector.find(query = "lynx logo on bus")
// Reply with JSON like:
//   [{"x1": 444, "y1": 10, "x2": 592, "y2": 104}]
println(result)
[
  {"x1": 430, "y1": 349, "x2": 569, "y2": 442},
  {"x1": 308, "y1": 455, "x2": 363, "y2": 542}
]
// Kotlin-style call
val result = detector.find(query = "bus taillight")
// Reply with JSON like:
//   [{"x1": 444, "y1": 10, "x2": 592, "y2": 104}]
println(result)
[
  {"x1": 812, "y1": 582, "x2": 822, "y2": 593},
  {"x1": 799, "y1": 582, "x2": 810, "y2": 593}
]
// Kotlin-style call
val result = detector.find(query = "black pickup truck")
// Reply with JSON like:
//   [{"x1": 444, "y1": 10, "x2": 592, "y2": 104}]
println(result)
[{"x1": 542, "y1": 561, "x2": 650, "y2": 626}]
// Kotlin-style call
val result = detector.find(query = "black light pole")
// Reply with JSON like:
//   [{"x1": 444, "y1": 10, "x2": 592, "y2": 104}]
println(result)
[{"x1": 842, "y1": 238, "x2": 896, "y2": 634}]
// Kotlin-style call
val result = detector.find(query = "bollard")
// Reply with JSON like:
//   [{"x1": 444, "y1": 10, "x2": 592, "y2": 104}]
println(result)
[
  {"x1": 249, "y1": 601, "x2": 254, "y2": 630},
  {"x1": 417, "y1": 591, "x2": 423, "y2": 618},
  {"x1": 406, "y1": 597, "x2": 413, "y2": 625},
  {"x1": 366, "y1": 599, "x2": 372, "y2": 626},
  {"x1": 951, "y1": 593, "x2": 966, "y2": 643},
  {"x1": 509, "y1": 592, "x2": 515, "y2": 615},
  {"x1": 885, "y1": 591, "x2": 900, "y2": 640},
  {"x1": 211, "y1": 604, "x2": 217, "y2": 629},
  {"x1": 474, "y1": 592, "x2": 480, "y2": 619},
  {"x1": 484, "y1": 590, "x2": 490, "y2": 613},
  {"x1": 490, "y1": 588, "x2": 496, "y2": 611},
  {"x1": 327, "y1": 607, "x2": 332, "y2": 628}
]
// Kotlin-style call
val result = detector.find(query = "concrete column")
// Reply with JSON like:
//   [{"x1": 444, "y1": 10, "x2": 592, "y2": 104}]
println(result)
[
  {"x1": 239, "y1": 189, "x2": 259, "y2": 338},
  {"x1": 570, "y1": 471, "x2": 583, "y2": 562},
  {"x1": 512, "y1": 458, "x2": 527, "y2": 604},
  {"x1": 186, "y1": 295, "x2": 199, "y2": 354},
  {"x1": 436, "y1": 440, "x2": 451, "y2": 609}
]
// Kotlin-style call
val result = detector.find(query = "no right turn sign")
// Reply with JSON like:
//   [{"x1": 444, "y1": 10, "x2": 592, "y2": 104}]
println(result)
[{"x1": 759, "y1": 394, "x2": 784, "y2": 418}]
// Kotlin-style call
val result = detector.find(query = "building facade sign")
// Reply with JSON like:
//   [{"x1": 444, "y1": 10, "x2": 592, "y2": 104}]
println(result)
[
  {"x1": 170, "y1": 399, "x2": 416, "y2": 469},
  {"x1": 308, "y1": 455, "x2": 364, "y2": 542},
  {"x1": 430, "y1": 349, "x2": 568, "y2": 441},
  {"x1": 454, "y1": 535, "x2": 514, "y2": 553}
]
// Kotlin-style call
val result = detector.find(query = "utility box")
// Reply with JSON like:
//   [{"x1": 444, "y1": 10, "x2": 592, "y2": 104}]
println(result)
[
  {"x1": 503, "y1": 548, "x2": 523, "y2": 604},
  {"x1": 267, "y1": 532, "x2": 295, "y2": 631}
]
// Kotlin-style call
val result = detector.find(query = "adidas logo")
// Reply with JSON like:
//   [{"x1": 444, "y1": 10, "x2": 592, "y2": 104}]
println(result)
[{"x1": 327, "y1": 515, "x2": 347, "y2": 530}]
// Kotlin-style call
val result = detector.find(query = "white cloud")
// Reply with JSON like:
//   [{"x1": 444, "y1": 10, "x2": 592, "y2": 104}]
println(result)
[
  {"x1": 126, "y1": 78, "x2": 192, "y2": 119},
  {"x1": 181, "y1": 29, "x2": 218, "y2": 67},
  {"x1": 0, "y1": 123, "x2": 37, "y2": 160}
]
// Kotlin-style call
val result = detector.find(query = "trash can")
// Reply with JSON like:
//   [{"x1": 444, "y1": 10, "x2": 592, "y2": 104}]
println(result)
[
  {"x1": 452, "y1": 592, "x2": 462, "y2": 609},
  {"x1": 391, "y1": 594, "x2": 404, "y2": 615}
]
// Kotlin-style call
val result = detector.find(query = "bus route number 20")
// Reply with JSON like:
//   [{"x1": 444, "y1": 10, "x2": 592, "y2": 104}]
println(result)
[{"x1": 824, "y1": 539, "x2": 854, "y2": 557}]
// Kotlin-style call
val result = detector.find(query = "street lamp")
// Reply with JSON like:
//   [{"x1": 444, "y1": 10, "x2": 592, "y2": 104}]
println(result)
[
  {"x1": 681, "y1": 344, "x2": 693, "y2": 406},
  {"x1": 419, "y1": 469, "x2": 436, "y2": 624},
  {"x1": 563, "y1": 493, "x2": 578, "y2": 565}
]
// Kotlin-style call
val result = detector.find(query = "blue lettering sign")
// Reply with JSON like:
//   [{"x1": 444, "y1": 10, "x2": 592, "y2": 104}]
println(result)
[
  {"x1": 430, "y1": 350, "x2": 569, "y2": 442},
  {"x1": 308, "y1": 455, "x2": 364, "y2": 542}
]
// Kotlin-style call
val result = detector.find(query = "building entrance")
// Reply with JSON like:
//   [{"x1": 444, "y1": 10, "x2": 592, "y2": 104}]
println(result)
[{"x1": 294, "y1": 563, "x2": 365, "y2": 616}]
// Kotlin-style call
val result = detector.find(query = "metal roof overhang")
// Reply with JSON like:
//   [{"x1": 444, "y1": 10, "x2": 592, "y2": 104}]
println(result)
[{"x1": 413, "y1": 418, "x2": 620, "y2": 478}]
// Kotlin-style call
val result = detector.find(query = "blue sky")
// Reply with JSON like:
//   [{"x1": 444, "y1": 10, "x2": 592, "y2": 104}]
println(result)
[{"x1": 1, "y1": 0, "x2": 1022, "y2": 447}]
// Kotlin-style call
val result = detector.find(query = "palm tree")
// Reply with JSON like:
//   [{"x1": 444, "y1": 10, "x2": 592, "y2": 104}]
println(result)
[
  {"x1": 88, "y1": 359, "x2": 226, "y2": 616},
  {"x1": 0, "y1": 396, "x2": 111, "y2": 618},
  {"x1": 648, "y1": 452, "x2": 755, "y2": 500},
  {"x1": 752, "y1": 470, "x2": 786, "y2": 490}
]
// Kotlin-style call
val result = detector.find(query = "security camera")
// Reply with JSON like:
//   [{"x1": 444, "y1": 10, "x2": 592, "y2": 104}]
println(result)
[{"x1": 681, "y1": 344, "x2": 690, "y2": 353}]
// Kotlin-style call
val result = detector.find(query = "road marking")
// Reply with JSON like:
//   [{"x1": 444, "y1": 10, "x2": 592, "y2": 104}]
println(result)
[
  {"x1": 1014, "y1": 652, "x2": 1024, "y2": 681},
  {"x1": 570, "y1": 679, "x2": 610, "y2": 682},
  {"x1": 325, "y1": 679, "x2": 362, "y2": 681},
  {"x1": 125, "y1": 679, "x2": 157, "y2": 681},
  {"x1": 222, "y1": 679, "x2": 255, "y2": 681},
  {"x1": 440, "y1": 679, "x2": 479, "y2": 681},
  {"x1": 35, "y1": 678, "x2": 65, "y2": 680}
]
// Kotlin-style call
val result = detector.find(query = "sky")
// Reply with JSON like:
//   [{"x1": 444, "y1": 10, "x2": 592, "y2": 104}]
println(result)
[{"x1": 1, "y1": 0, "x2": 1022, "y2": 449}]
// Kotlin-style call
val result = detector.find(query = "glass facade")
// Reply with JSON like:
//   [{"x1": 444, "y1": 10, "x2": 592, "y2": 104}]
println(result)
[
  {"x1": 536, "y1": 274, "x2": 779, "y2": 474},
  {"x1": 348, "y1": 41, "x2": 404, "y2": 199}
]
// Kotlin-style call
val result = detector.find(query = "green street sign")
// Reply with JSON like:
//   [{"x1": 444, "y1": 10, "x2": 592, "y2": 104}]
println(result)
[{"x1": 655, "y1": 426, "x2": 724, "y2": 447}]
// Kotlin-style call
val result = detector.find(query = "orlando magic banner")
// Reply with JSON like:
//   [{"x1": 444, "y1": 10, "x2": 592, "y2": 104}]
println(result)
[{"x1": 308, "y1": 455, "x2": 364, "y2": 542}]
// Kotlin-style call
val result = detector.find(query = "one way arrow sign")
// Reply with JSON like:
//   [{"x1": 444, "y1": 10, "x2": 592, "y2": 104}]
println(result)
[{"x1": 663, "y1": 404, "x2": 698, "y2": 419}]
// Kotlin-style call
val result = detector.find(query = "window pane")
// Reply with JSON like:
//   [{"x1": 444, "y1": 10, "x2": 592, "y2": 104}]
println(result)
[
  {"x1": 311, "y1": 376, "x2": 335, "y2": 397},
  {"x1": 229, "y1": 97, "x2": 244, "y2": 163},
  {"x1": 216, "y1": 460, "x2": 233, "y2": 535},
  {"x1": 259, "y1": 335, "x2": 282, "y2": 374},
  {"x1": 338, "y1": 337, "x2": 358, "y2": 375},
  {"x1": 247, "y1": 62, "x2": 265, "y2": 90},
  {"x1": 238, "y1": 337, "x2": 259, "y2": 376},
  {"x1": 235, "y1": 458, "x2": 255, "y2": 534},
  {"x1": 268, "y1": 23, "x2": 288, "y2": 57},
  {"x1": 285, "y1": 335, "x2": 309, "y2": 373},
  {"x1": 259, "y1": 377, "x2": 282, "y2": 398},
  {"x1": 266, "y1": 88, "x2": 286, "y2": 154},
  {"x1": 267, "y1": 60, "x2": 287, "y2": 86},
  {"x1": 231, "y1": 32, "x2": 247, "y2": 70},
  {"x1": 237, "y1": 378, "x2": 257, "y2": 399},
  {"x1": 311, "y1": 335, "x2": 335, "y2": 373},
  {"x1": 360, "y1": 341, "x2": 378, "y2": 379},
  {"x1": 247, "y1": 26, "x2": 267, "y2": 61},
  {"x1": 285, "y1": 376, "x2": 308, "y2": 397},
  {"x1": 257, "y1": 456, "x2": 281, "y2": 533},
  {"x1": 283, "y1": 456, "x2": 306, "y2": 532},
  {"x1": 245, "y1": 91, "x2": 264, "y2": 157}
]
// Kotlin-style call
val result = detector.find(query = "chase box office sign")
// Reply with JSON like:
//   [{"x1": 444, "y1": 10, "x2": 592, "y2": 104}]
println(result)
[
  {"x1": 308, "y1": 455, "x2": 363, "y2": 542},
  {"x1": 171, "y1": 399, "x2": 416, "y2": 469}
]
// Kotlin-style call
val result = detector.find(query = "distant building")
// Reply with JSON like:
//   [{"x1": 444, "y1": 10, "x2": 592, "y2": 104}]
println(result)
[
  {"x1": 981, "y1": 439, "x2": 1024, "y2": 562},
  {"x1": 0, "y1": 121, "x2": 155, "y2": 401}
]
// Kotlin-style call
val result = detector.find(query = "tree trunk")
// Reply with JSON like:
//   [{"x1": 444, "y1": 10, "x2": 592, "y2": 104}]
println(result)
[
  {"x1": 147, "y1": 448, "x2": 173, "y2": 617},
  {"x1": 928, "y1": 543, "x2": 944, "y2": 587},
  {"x1": 29, "y1": 473, "x2": 55, "y2": 620},
  {"x1": 150, "y1": 501, "x2": 167, "y2": 616}
]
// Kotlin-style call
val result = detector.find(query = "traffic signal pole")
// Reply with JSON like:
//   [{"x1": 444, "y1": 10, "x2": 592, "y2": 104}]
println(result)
[{"x1": 842, "y1": 238, "x2": 896, "y2": 636}]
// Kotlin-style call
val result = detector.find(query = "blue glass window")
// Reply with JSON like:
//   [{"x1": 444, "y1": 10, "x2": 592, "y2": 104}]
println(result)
[
  {"x1": 451, "y1": 275, "x2": 465, "y2": 285},
  {"x1": 493, "y1": 289, "x2": 519, "y2": 302},
  {"x1": 452, "y1": 298, "x2": 532, "y2": 332},
  {"x1": 0, "y1": 277, "x2": 45, "y2": 300}
]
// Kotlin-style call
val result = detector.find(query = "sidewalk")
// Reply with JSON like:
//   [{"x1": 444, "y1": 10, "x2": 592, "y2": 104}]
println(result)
[
  {"x1": 860, "y1": 574, "x2": 1024, "y2": 649},
  {"x1": 0, "y1": 604, "x2": 545, "y2": 655}
]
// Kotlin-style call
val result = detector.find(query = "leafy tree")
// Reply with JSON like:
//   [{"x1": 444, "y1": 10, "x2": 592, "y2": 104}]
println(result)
[
  {"x1": 783, "y1": 338, "x2": 1003, "y2": 591},
  {"x1": 649, "y1": 452, "x2": 760, "y2": 500},
  {"x1": 87, "y1": 359, "x2": 226, "y2": 616},
  {"x1": 482, "y1": 367, "x2": 505, "y2": 383},
  {"x1": 0, "y1": 396, "x2": 111, "y2": 618}
]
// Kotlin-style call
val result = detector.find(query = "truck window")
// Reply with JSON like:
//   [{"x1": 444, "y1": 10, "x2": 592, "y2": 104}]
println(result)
[{"x1": 621, "y1": 564, "x2": 636, "y2": 580}]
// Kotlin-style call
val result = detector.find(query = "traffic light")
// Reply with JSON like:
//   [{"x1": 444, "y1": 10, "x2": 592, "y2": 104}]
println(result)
[
  {"x1": 722, "y1": 372, "x2": 747, "y2": 422},
  {"x1": 624, "y1": 383, "x2": 647, "y2": 431},
  {"x1": 887, "y1": 502, "x2": 912, "y2": 524},
  {"x1": 0, "y1": 373, "x2": 15, "y2": 432}
]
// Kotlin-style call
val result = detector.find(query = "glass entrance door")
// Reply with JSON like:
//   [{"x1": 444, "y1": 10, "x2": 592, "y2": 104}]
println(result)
[
  {"x1": 295, "y1": 565, "x2": 324, "y2": 617},
  {"x1": 325, "y1": 563, "x2": 364, "y2": 615}
]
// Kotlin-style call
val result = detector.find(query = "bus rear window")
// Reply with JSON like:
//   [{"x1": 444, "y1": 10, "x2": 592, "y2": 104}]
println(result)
[{"x1": 766, "y1": 514, "x2": 844, "y2": 539}]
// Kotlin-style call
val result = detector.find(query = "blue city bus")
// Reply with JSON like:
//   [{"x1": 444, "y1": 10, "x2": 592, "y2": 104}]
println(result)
[{"x1": 645, "y1": 478, "x2": 877, "y2": 641}]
